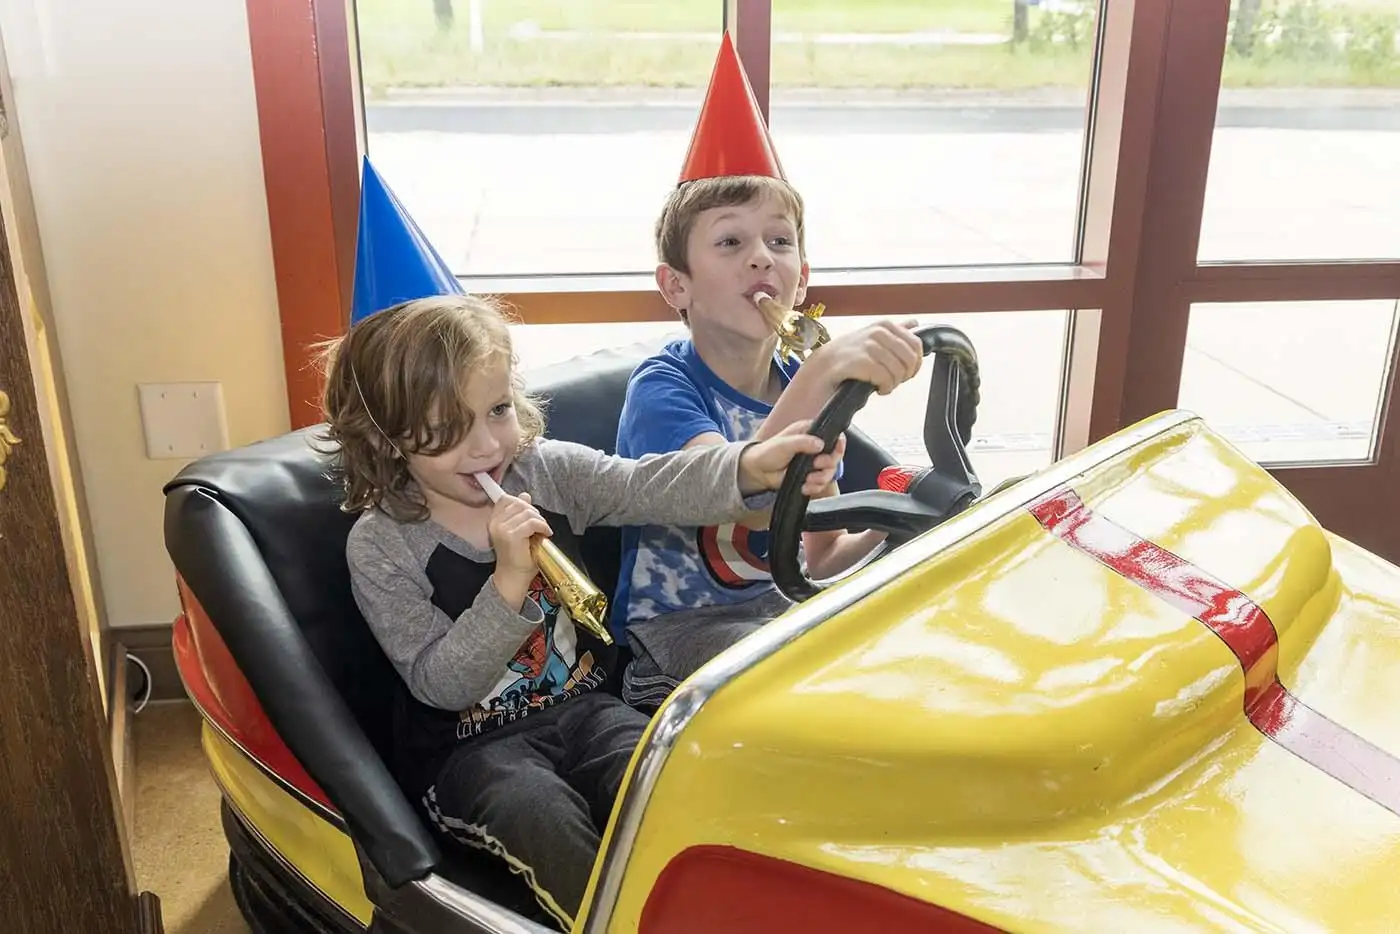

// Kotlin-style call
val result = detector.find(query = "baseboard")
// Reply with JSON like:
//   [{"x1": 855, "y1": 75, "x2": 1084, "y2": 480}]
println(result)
[
  {"x1": 109, "y1": 642, "x2": 137, "y2": 841},
  {"x1": 108, "y1": 625, "x2": 184, "y2": 846},
  {"x1": 114, "y1": 623, "x2": 183, "y2": 704}
]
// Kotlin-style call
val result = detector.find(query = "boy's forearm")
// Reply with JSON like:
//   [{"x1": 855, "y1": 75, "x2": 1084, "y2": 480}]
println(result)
[
  {"x1": 753, "y1": 356, "x2": 839, "y2": 442},
  {"x1": 803, "y1": 528, "x2": 887, "y2": 580},
  {"x1": 739, "y1": 506, "x2": 772, "y2": 530}
]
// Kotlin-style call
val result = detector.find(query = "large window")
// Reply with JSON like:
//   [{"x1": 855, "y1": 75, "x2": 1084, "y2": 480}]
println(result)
[
  {"x1": 357, "y1": 0, "x2": 723, "y2": 277},
  {"x1": 768, "y1": 1, "x2": 1100, "y2": 268},
  {"x1": 354, "y1": 0, "x2": 1112, "y2": 479},
  {"x1": 250, "y1": 0, "x2": 1400, "y2": 558},
  {"x1": 357, "y1": 0, "x2": 1111, "y2": 274},
  {"x1": 1200, "y1": 0, "x2": 1400, "y2": 261},
  {"x1": 1179, "y1": 299, "x2": 1400, "y2": 464}
]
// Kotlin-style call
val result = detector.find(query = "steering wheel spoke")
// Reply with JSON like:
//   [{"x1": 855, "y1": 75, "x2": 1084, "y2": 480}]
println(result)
[{"x1": 803, "y1": 490, "x2": 948, "y2": 539}]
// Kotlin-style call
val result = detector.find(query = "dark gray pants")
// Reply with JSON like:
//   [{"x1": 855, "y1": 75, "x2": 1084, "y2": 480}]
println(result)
[
  {"x1": 622, "y1": 591, "x2": 792, "y2": 710},
  {"x1": 425, "y1": 692, "x2": 648, "y2": 930}
]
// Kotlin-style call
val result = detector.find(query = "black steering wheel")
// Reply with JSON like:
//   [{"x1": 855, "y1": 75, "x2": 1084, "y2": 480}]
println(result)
[{"x1": 768, "y1": 325, "x2": 982, "y2": 603}]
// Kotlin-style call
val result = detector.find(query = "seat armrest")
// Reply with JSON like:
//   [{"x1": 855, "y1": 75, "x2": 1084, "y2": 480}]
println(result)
[{"x1": 164, "y1": 485, "x2": 441, "y2": 887}]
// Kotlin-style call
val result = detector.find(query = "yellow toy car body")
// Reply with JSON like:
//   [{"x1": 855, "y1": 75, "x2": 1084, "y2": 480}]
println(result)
[{"x1": 583, "y1": 407, "x2": 1400, "y2": 932}]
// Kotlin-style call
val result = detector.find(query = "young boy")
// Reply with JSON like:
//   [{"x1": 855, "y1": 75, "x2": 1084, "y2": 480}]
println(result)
[
  {"x1": 321, "y1": 294, "x2": 843, "y2": 929},
  {"x1": 613, "y1": 35, "x2": 926, "y2": 710}
]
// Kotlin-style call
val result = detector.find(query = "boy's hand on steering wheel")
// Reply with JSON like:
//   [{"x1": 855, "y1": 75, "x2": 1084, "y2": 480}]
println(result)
[
  {"x1": 816, "y1": 319, "x2": 923, "y2": 396},
  {"x1": 737, "y1": 421, "x2": 847, "y2": 497}
]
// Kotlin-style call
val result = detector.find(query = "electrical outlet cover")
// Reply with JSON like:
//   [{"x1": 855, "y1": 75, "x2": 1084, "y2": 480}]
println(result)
[{"x1": 137, "y1": 382, "x2": 230, "y2": 460}]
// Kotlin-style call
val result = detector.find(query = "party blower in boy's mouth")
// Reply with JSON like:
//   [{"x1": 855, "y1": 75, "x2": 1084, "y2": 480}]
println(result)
[{"x1": 753, "y1": 290, "x2": 831, "y2": 363}]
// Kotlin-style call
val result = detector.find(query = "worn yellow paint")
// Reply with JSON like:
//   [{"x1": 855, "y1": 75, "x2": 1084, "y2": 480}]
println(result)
[{"x1": 203, "y1": 724, "x2": 375, "y2": 926}]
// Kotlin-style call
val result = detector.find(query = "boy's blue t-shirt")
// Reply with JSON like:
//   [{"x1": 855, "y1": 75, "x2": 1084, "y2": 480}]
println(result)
[{"x1": 611, "y1": 338, "x2": 803, "y2": 638}]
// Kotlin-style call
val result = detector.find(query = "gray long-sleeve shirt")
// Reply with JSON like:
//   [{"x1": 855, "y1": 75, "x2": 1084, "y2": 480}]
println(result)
[{"x1": 346, "y1": 437, "x2": 772, "y2": 721}]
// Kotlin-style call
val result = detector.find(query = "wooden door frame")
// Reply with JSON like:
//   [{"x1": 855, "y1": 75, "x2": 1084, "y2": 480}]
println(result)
[
  {"x1": 0, "y1": 175, "x2": 161, "y2": 931},
  {"x1": 0, "y1": 0, "x2": 115, "y2": 705}
]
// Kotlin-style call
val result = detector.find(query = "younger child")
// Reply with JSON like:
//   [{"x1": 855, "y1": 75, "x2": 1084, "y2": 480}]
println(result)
[
  {"x1": 319, "y1": 294, "x2": 842, "y2": 930},
  {"x1": 613, "y1": 38, "x2": 925, "y2": 710}
]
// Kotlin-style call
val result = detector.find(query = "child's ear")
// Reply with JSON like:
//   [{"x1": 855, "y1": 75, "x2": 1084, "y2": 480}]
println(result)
[
  {"x1": 795, "y1": 260, "x2": 810, "y2": 307},
  {"x1": 655, "y1": 263, "x2": 690, "y2": 313}
]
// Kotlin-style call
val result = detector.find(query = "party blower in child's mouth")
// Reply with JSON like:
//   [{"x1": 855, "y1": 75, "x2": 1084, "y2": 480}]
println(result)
[
  {"x1": 753, "y1": 291, "x2": 831, "y2": 363},
  {"x1": 473, "y1": 471, "x2": 614, "y2": 645}
]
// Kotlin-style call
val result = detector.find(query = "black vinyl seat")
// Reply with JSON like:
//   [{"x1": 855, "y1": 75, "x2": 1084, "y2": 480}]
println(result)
[{"x1": 162, "y1": 339, "x2": 896, "y2": 920}]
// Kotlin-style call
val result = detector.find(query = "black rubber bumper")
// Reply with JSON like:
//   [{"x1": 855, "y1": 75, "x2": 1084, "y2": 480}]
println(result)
[{"x1": 222, "y1": 799, "x2": 367, "y2": 934}]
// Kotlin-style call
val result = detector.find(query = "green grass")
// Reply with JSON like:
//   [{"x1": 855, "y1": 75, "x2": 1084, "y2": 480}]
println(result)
[
  {"x1": 358, "y1": 37, "x2": 1095, "y2": 92},
  {"x1": 774, "y1": 0, "x2": 1010, "y2": 35},
  {"x1": 355, "y1": 0, "x2": 1400, "y2": 92},
  {"x1": 1224, "y1": 54, "x2": 1400, "y2": 87},
  {"x1": 358, "y1": 0, "x2": 1011, "y2": 35}
]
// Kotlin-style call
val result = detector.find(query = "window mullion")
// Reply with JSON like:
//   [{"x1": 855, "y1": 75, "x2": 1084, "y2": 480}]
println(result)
[{"x1": 726, "y1": 0, "x2": 772, "y2": 124}]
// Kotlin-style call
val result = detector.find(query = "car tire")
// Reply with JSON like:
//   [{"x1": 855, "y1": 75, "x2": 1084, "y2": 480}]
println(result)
[
  {"x1": 229, "y1": 850, "x2": 302, "y2": 934},
  {"x1": 222, "y1": 800, "x2": 364, "y2": 933},
  {"x1": 228, "y1": 847, "x2": 358, "y2": 933}
]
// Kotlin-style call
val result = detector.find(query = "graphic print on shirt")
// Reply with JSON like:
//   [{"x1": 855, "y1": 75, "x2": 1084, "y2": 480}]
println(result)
[
  {"x1": 458, "y1": 576, "x2": 602, "y2": 738},
  {"x1": 697, "y1": 523, "x2": 770, "y2": 587},
  {"x1": 695, "y1": 394, "x2": 771, "y2": 588}
]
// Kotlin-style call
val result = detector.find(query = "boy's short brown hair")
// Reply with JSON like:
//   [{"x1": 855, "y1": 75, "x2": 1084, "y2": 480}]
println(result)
[
  {"x1": 654, "y1": 174, "x2": 806, "y2": 275},
  {"x1": 315, "y1": 294, "x2": 545, "y2": 521}
]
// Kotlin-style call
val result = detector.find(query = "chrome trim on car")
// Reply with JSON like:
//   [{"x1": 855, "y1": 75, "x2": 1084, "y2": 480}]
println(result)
[
  {"x1": 581, "y1": 410, "x2": 1200, "y2": 932},
  {"x1": 175, "y1": 648, "x2": 349, "y2": 832},
  {"x1": 408, "y1": 876, "x2": 559, "y2": 934}
]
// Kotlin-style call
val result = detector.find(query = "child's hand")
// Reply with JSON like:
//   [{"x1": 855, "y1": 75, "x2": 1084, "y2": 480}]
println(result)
[
  {"x1": 738, "y1": 421, "x2": 847, "y2": 496},
  {"x1": 489, "y1": 492, "x2": 551, "y2": 600},
  {"x1": 816, "y1": 320, "x2": 923, "y2": 395}
]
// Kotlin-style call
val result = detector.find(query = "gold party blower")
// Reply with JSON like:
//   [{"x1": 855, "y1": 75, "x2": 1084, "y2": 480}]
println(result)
[
  {"x1": 753, "y1": 291, "x2": 831, "y2": 363},
  {"x1": 472, "y1": 471, "x2": 614, "y2": 645}
]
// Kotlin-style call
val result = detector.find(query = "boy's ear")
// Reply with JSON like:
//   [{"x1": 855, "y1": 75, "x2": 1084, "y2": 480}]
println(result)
[
  {"x1": 655, "y1": 263, "x2": 690, "y2": 313},
  {"x1": 795, "y1": 260, "x2": 810, "y2": 307}
]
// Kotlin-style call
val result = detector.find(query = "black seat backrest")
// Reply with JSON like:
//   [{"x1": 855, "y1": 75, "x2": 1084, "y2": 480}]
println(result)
[{"x1": 166, "y1": 425, "x2": 392, "y2": 740}]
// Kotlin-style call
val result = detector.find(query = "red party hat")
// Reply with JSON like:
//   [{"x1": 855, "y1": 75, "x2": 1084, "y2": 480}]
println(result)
[{"x1": 677, "y1": 32, "x2": 785, "y2": 183}]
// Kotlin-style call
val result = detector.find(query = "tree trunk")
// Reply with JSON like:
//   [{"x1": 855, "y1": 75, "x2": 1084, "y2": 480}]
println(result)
[
  {"x1": 1232, "y1": 0, "x2": 1263, "y2": 56},
  {"x1": 434, "y1": 0, "x2": 454, "y2": 32}
]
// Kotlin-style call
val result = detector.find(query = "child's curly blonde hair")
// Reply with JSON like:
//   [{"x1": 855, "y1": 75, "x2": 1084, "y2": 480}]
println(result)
[{"x1": 315, "y1": 294, "x2": 545, "y2": 521}]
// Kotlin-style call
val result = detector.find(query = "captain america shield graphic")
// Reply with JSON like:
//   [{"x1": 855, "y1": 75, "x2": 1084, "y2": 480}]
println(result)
[{"x1": 697, "y1": 523, "x2": 771, "y2": 588}]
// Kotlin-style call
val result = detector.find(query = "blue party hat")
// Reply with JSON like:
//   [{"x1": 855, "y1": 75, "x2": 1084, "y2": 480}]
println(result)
[{"x1": 349, "y1": 155, "x2": 463, "y2": 324}]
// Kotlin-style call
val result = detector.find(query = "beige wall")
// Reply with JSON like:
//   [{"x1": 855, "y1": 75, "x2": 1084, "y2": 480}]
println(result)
[{"x1": 0, "y1": 0, "x2": 289, "y2": 629}]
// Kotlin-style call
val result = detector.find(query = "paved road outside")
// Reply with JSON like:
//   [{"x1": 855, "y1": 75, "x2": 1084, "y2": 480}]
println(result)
[{"x1": 365, "y1": 91, "x2": 1400, "y2": 488}]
